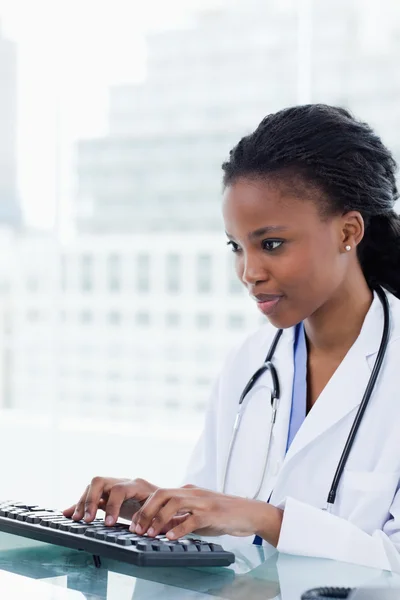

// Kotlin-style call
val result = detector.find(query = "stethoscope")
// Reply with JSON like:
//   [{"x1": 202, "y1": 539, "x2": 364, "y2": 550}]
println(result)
[{"x1": 222, "y1": 286, "x2": 391, "y2": 507}]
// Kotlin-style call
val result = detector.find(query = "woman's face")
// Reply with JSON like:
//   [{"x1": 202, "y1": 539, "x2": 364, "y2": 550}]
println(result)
[{"x1": 222, "y1": 177, "x2": 350, "y2": 328}]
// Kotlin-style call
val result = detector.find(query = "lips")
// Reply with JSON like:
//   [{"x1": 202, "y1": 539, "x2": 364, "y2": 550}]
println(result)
[
  {"x1": 253, "y1": 293, "x2": 283, "y2": 302},
  {"x1": 252, "y1": 293, "x2": 283, "y2": 316}
]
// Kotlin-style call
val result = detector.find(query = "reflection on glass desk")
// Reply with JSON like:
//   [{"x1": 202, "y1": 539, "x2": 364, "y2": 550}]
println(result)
[
  {"x1": 0, "y1": 531, "x2": 400, "y2": 600},
  {"x1": 0, "y1": 569, "x2": 85, "y2": 599}
]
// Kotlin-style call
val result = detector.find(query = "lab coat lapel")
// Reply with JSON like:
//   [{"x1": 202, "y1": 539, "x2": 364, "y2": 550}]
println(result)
[{"x1": 281, "y1": 293, "x2": 384, "y2": 470}]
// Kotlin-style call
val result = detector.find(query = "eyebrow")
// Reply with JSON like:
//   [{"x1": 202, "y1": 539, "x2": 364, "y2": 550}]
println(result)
[{"x1": 225, "y1": 226, "x2": 288, "y2": 241}]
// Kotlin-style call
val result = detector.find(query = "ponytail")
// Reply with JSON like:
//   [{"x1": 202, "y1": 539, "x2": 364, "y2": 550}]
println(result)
[{"x1": 358, "y1": 211, "x2": 400, "y2": 298}]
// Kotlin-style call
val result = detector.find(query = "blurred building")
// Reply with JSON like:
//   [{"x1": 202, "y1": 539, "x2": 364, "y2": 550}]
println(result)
[
  {"x1": 74, "y1": 0, "x2": 400, "y2": 235},
  {"x1": 74, "y1": 1, "x2": 299, "y2": 233},
  {"x1": 0, "y1": 231, "x2": 261, "y2": 420},
  {"x1": 0, "y1": 22, "x2": 21, "y2": 228}
]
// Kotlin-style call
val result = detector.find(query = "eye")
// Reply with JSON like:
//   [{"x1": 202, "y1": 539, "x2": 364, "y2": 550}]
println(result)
[
  {"x1": 262, "y1": 240, "x2": 283, "y2": 252},
  {"x1": 226, "y1": 240, "x2": 241, "y2": 253}
]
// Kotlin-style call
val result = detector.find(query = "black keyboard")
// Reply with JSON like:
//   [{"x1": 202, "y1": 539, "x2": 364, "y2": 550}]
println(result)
[{"x1": 0, "y1": 501, "x2": 235, "y2": 567}]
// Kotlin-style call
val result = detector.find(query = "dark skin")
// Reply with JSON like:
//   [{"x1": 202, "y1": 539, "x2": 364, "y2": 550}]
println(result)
[
  {"x1": 225, "y1": 177, "x2": 372, "y2": 410},
  {"x1": 64, "y1": 176, "x2": 373, "y2": 545}
]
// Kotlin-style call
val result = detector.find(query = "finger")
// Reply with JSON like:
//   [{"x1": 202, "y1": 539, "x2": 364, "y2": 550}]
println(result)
[
  {"x1": 62, "y1": 504, "x2": 76, "y2": 518},
  {"x1": 98, "y1": 498, "x2": 107, "y2": 510},
  {"x1": 165, "y1": 515, "x2": 200, "y2": 540},
  {"x1": 84, "y1": 478, "x2": 109, "y2": 522},
  {"x1": 68, "y1": 486, "x2": 89, "y2": 521},
  {"x1": 104, "y1": 483, "x2": 133, "y2": 526},
  {"x1": 131, "y1": 489, "x2": 173, "y2": 534},
  {"x1": 138, "y1": 497, "x2": 182, "y2": 537},
  {"x1": 159, "y1": 514, "x2": 190, "y2": 534}
]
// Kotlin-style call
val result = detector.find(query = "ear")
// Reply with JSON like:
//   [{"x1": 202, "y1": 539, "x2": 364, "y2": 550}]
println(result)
[{"x1": 340, "y1": 211, "x2": 364, "y2": 250}]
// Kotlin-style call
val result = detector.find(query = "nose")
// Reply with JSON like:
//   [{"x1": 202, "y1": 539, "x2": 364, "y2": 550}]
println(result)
[{"x1": 241, "y1": 251, "x2": 270, "y2": 286}]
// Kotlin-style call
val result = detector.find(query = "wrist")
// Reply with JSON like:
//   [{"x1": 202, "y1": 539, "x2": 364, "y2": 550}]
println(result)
[{"x1": 252, "y1": 500, "x2": 284, "y2": 547}]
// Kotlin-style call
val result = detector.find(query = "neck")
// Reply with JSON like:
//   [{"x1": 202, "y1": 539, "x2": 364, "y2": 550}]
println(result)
[{"x1": 304, "y1": 273, "x2": 374, "y2": 357}]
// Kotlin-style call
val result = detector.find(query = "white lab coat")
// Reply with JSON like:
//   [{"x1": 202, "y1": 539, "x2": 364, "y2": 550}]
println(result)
[{"x1": 184, "y1": 290, "x2": 400, "y2": 572}]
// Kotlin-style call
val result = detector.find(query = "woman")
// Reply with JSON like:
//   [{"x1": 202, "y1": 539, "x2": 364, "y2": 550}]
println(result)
[{"x1": 64, "y1": 104, "x2": 400, "y2": 571}]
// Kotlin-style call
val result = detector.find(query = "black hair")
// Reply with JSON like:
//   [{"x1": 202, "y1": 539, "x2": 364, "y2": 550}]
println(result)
[{"x1": 222, "y1": 104, "x2": 400, "y2": 298}]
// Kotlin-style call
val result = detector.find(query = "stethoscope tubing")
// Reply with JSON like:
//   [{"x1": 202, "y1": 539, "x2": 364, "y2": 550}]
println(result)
[{"x1": 222, "y1": 287, "x2": 391, "y2": 508}]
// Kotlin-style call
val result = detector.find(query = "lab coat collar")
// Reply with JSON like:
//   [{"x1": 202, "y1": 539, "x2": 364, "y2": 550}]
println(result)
[{"x1": 279, "y1": 289, "x2": 390, "y2": 470}]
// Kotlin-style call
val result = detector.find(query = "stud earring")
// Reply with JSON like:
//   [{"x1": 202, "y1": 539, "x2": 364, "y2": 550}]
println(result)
[{"x1": 345, "y1": 245, "x2": 351, "y2": 252}]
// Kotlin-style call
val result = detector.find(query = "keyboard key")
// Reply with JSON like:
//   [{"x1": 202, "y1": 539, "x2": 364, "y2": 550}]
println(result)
[
  {"x1": 93, "y1": 529, "x2": 115, "y2": 540},
  {"x1": 40, "y1": 517, "x2": 67, "y2": 527},
  {"x1": 154, "y1": 542, "x2": 172, "y2": 552},
  {"x1": 103, "y1": 531, "x2": 132, "y2": 543},
  {"x1": 26, "y1": 513, "x2": 55, "y2": 524},
  {"x1": 209, "y1": 543, "x2": 224, "y2": 552},
  {"x1": 6, "y1": 509, "x2": 24, "y2": 517},
  {"x1": 197, "y1": 543, "x2": 212, "y2": 552},
  {"x1": 59, "y1": 521, "x2": 81, "y2": 531},
  {"x1": 117, "y1": 535, "x2": 140, "y2": 546},
  {"x1": 180, "y1": 541, "x2": 200, "y2": 552},
  {"x1": 136, "y1": 541, "x2": 154, "y2": 551},
  {"x1": 67, "y1": 525, "x2": 88, "y2": 534},
  {"x1": 49, "y1": 519, "x2": 73, "y2": 529},
  {"x1": 165, "y1": 542, "x2": 185, "y2": 552}
]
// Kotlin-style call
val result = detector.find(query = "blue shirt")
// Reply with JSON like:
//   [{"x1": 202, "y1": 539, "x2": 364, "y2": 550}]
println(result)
[
  {"x1": 286, "y1": 322, "x2": 308, "y2": 451},
  {"x1": 253, "y1": 322, "x2": 307, "y2": 546}
]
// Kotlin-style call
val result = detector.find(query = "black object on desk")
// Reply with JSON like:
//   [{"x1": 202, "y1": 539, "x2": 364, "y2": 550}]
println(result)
[{"x1": 0, "y1": 501, "x2": 235, "y2": 568}]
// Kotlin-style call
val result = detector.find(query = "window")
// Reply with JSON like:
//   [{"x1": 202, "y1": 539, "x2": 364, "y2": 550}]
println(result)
[
  {"x1": 166, "y1": 254, "x2": 181, "y2": 293},
  {"x1": 197, "y1": 254, "x2": 212, "y2": 293},
  {"x1": 227, "y1": 313, "x2": 245, "y2": 329},
  {"x1": 196, "y1": 313, "x2": 212, "y2": 329},
  {"x1": 107, "y1": 254, "x2": 121, "y2": 291},
  {"x1": 108, "y1": 311, "x2": 121, "y2": 325},
  {"x1": 135, "y1": 312, "x2": 150, "y2": 327},
  {"x1": 81, "y1": 254, "x2": 93, "y2": 291},
  {"x1": 166, "y1": 312, "x2": 181, "y2": 327},
  {"x1": 229, "y1": 270, "x2": 243, "y2": 295},
  {"x1": 135, "y1": 254, "x2": 150, "y2": 292}
]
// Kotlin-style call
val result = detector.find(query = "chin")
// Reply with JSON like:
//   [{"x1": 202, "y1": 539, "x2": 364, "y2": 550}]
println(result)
[{"x1": 267, "y1": 315, "x2": 297, "y2": 329}]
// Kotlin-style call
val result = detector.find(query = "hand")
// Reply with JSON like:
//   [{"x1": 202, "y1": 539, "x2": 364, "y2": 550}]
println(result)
[
  {"x1": 130, "y1": 485, "x2": 283, "y2": 545},
  {"x1": 63, "y1": 477, "x2": 158, "y2": 525}
]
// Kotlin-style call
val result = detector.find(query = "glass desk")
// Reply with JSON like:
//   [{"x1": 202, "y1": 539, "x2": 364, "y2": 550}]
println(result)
[{"x1": 0, "y1": 531, "x2": 400, "y2": 600}]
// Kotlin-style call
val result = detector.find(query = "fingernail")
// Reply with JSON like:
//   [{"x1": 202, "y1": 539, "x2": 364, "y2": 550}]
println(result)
[
  {"x1": 167, "y1": 531, "x2": 175, "y2": 539},
  {"x1": 72, "y1": 511, "x2": 78, "y2": 519},
  {"x1": 84, "y1": 512, "x2": 91, "y2": 521},
  {"x1": 135, "y1": 524, "x2": 143, "y2": 534},
  {"x1": 105, "y1": 516, "x2": 114, "y2": 526},
  {"x1": 147, "y1": 527, "x2": 155, "y2": 537}
]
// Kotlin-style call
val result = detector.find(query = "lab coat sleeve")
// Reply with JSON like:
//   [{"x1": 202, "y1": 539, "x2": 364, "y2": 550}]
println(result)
[
  {"x1": 181, "y1": 375, "x2": 220, "y2": 491},
  {"x1": 276, "y1": 492, "x2": 400, "y2": 572}
]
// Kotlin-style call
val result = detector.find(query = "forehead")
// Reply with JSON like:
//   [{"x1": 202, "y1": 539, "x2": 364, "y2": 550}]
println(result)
[{"x1": 222, "y1": 177, "x2": 322, "y2": 235}]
